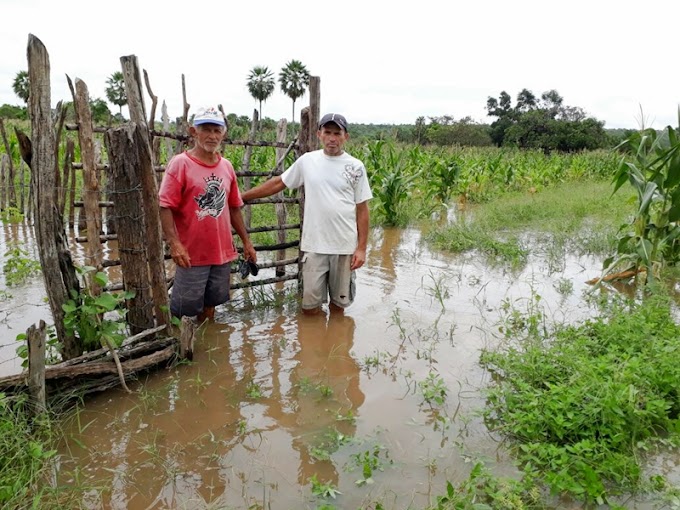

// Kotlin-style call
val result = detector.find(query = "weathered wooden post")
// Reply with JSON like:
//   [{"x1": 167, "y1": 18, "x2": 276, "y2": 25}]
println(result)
[
  {"x1": 27, "y1": 320, "x2": 47, "y2": 414},
  {"x1": 308, "y1": 76, "x2": 321, "y2": 151},
  {"x1": 0, "y1": 154, "x2": 6, "y2": 211},
  {"x1": 105, "y1": 124, "x2": 155, "y2": 334},
  {"x1": 27, "y1": 34, "x2": 81, "y2": 359},
  {"x1": 68, "y1": 143, "x2": 77, "y2": 229},
  {"x1": 60, "y1": 139, "x2": 74, "y2": 220},
  {"x1": 0, "y1": 118, "x2": 17, "y2": 207},
  {"x1": 71, "y1": 78, "x2": 104, "y2": 286},
  {"x1": 296, "y1": 108, "x2": 311, "y2": 285},
  {"x1": 274, "y1": 119, "x2": 288, "y2": 276},
  {"x1": 19, "y1": 159, "x2": 26, "y2": 215},
  {"x1": 241, "y1": 109, "x2": 259, "y2": 229},
  {"x1": 161, "y1": 100, "x2": 173, "y2": 163},
  {"x1": 179, "y1": 316, "x2": 195, "y2": 361},
  {"x1": 120, "y1": 55, "x2": 170, "y2": 327}
]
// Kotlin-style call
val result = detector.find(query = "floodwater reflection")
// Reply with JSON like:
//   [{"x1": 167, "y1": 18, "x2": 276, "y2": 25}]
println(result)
[{"x1": 3, "y1": 222, "x2": 678, "y2": 508}]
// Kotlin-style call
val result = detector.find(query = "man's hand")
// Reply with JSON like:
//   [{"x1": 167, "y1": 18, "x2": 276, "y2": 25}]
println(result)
[
  {"x1": 243, "y1": 240, "x2": 257, "y2": 264},
  {"x1": 351, "y1": 248, "x2": 366, "y2": 270},
  {"x1": 169, "y1": 240, "x2": 191, "y2": 268}
]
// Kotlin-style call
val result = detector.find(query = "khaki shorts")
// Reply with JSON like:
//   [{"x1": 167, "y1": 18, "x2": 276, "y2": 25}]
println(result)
[{"x1": 301, "y1": 253, "x2": 356, "y2": 310}]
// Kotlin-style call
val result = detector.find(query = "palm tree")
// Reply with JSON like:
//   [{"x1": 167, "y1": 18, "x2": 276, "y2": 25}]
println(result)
[
  {"x1": 12, "y1": 71, "x2": 29, "y2": 104},
  {"x1": 246, "y1": 66, "x2": 275, "y2": 121},
  {"x1": 105, "y1": 71, "x2": 127, "y2": 116},
  {"x1": 279, "y1": 60, "x2": 310, "y2": 124}
]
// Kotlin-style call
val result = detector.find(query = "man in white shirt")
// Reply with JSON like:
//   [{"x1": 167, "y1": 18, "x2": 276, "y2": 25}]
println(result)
[{"x1": 241, "y1": 113, "x2": 372, "y2": 315}]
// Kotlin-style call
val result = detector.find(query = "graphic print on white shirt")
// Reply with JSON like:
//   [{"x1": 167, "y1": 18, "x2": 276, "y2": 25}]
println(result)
[
  {"x1": 194, "y1": 173, "x2": 226, "y2": 220},
  {"x1": 343, "y1": 164, "x2": 363, "y2": 186}
]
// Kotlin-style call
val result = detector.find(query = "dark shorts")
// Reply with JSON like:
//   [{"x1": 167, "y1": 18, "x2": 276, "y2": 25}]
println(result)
[{"x1": 170, "y1": 263, "x2": 231, "y2": 317}]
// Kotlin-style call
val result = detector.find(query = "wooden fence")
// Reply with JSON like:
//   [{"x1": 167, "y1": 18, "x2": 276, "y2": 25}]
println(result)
[{"x1": 0, "y1": 34, "x2": 320, "y2": 405}]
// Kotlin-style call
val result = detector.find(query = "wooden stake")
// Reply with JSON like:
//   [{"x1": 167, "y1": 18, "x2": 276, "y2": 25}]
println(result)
[{"x1": 27, "y1": 320, "x2": 46, "y2": 413}]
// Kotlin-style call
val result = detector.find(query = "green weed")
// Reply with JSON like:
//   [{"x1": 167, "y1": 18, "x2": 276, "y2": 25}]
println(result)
[
  {"x1": 2, "y1": 243, "x2": 40, "y2": 286},
  {"x1": 481, "y1": 293, "x2": 680, "y2": 504}
]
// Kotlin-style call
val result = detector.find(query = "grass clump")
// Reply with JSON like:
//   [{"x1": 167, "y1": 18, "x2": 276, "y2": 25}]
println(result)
[
  {"x1": 0, "y1": 394, "x2": 56, "y2": 507},
  {"x1": 480, "y1": 294, "x2": 680, "y2": 505},
  {"x1": 426, "y1": 180, "x2": 634, "y2": 262}
]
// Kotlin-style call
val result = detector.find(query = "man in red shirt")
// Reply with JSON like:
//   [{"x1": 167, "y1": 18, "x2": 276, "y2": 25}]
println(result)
[{"x1": 159, "y1": 106, "x2": 256, "y2": 321}]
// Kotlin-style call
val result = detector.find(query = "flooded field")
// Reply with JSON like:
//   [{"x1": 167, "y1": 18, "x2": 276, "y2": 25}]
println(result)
[{"x1": 2, "y1": 221, "x2": 674, "y2": 509}]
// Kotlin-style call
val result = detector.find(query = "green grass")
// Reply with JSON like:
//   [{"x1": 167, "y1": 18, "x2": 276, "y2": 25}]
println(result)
[
  {"x1": 0, "y1": 394, "x2": 55, "y2": 508},
  {"x1": 426, "y1": 179, "x2": 634, "y2": 263}
]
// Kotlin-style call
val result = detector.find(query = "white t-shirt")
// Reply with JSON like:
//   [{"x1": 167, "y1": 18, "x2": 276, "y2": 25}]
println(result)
[{"x1": 282, "y1": 149, "x2": 373, "y2": 254}]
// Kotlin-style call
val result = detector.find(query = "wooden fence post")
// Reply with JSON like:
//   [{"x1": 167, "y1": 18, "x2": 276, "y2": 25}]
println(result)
[
  {"x1": 0, "y1": 154, "x2": 6, "y2": 211},
  {"x1": 0, "y1": 118, "x2": 17, "y2": 207},
  {"x1": 120, "y1": 55, "x2": 170, "y2": 327},
  {"x1": 104, "y1": 124, "x2": 155, "y2": 334},
  {"x1": 240, "y1": 109, "x2": 259, "y2": 229},
  {"x1": 60, "y1": 139, "x2": 73, "y2": 220},
  {"x1": 296, "y1": 108, "x2": 311, "y2": 287},
  {"x1": 274, "y1": 119, "x2": 288, "y2": 276},
  {"x1": 161, "y1": 100, "x2": 173, "y2": 163},
  {"x1": 19, "y1": 159, "x2": 26, "y2": 216},
  {"x1": 179, "y1": 316, "x2": 195, "y2": 361},
  {"x1": 27, "y1": 34, "x2": 82, "y2": 359},
  {"x1": 72, "y1": 78, "x2": 103, "y2": 284},
  {"x1": 27, "y1": 320, "x2": 46, "y2": 414},
  {"x1": 308, "y1": 76, "x2": 321, "y2": 152}
]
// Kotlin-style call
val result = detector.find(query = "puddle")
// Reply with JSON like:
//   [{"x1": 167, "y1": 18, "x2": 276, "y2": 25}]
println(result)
[{"x1": 0, "y1": 223, "x2": 674, "y2": 508}]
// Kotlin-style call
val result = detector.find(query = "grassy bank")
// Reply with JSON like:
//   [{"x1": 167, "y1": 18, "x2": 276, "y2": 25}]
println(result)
[{"x1": 425, "y1": 179, "x2": 634, "y2": 265}]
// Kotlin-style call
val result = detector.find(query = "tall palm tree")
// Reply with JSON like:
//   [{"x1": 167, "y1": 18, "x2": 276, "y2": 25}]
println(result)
[
  {"x1": 246, "y1": 66, "x2": 275, "y2": 121},
  {"x1": 12, "y1": 71, "x2": 29, "y2": 104},
  {"x1": 105, "y1": 71, "x2": 127, "y2": 116},
  {"x1": 279, "y1": 60, "x2": 310, "y2": 124}
]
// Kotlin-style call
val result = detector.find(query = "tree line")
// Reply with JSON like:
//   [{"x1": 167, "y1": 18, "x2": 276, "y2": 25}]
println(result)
[
  {"x1": 7, "y1": 59, "x2": 311, "y2": 126},
  {"x1": 5, "y1": 71, "x2": 630, "y2": 152}
]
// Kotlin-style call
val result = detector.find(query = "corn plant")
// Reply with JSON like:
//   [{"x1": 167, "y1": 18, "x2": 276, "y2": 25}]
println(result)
[
  {"x1": 605, "y1": 121, "x2": 680, "y2": 283},
  {"x1": 364, "y1": 140, "x2": 420, "y2": 225}
]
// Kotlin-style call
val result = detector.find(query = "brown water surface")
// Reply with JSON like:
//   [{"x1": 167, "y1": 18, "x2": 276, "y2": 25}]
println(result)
[{"x1": 1, "y1": 223, "x2": 673, "y2": 508}]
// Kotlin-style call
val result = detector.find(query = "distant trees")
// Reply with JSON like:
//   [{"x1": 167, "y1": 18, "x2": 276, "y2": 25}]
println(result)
[
  {"x1": 12, "y1": 71, "x2": 29, "y2": 104},
  {"x1": 279, "y1": 59, "x2": 310, "y2": 124},
  {"x1": 89, "y1": 98, "x2": 111, "y2": 124},
  {"x1": 0, "y1": 104, "x2": 27, "y2": 119},
  {"x1": 246, "y1": 66, "x2": 275, "y2": 120},
  {"x1": 486, "y1": 88, "x2": 610, "y2": 152},
  {"x1": 392, "y1": 116, "x2": 492, "y2": 147},
  {"x1": 105, "y1": 71, "x2": 127, "y2": 116}
]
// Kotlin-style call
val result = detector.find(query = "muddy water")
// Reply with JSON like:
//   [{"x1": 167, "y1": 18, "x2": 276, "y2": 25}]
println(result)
[
  {"x1": 47, "y1": 225, "x2": 613, "y2": 510},
  {"x1": 0, "y1": 222, "x2": 51, "y2": 377},
  {"x1": 1, "y1": 222, "x2": 667, "y2": 508}
]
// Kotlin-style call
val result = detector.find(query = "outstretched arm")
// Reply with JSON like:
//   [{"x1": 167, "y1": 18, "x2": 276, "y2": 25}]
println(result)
[
  {"x1": 351, "y1": 201, "x2": 370, "y2": 270},
  {"x1": 241, "y1": 176, "x2": 286, "y2": 202}
]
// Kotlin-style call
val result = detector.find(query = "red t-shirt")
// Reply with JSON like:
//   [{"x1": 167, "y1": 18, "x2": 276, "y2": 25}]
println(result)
[{"x1": 159, "y1": 152, "x2": 243, "y2": 266}]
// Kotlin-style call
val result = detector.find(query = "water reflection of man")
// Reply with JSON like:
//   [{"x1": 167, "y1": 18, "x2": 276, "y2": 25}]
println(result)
[{"x1": 281, "y1": 312, "x2": 365, "y2": 487}]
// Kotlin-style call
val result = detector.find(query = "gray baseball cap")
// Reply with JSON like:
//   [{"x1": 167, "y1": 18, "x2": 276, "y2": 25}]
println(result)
[{"x1": 319, "y1": 113, "x2": 348, "y2": 132}]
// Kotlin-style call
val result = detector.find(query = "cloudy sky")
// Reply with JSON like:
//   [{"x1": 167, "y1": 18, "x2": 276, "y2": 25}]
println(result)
[{"x1": 1, "y1": 0, "x2": 678, "y2": 129}]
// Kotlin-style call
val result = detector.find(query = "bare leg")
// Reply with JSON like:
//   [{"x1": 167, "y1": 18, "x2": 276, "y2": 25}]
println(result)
[
  {"x1": 197, "y1": 306, "x2": 215, "y2": 323},
  {"x1": 302, "y1": 306, "x2": 323, "y2": 316},
  {"x1": 329, "y1": 303, "x2": 345, "y2": 315}
]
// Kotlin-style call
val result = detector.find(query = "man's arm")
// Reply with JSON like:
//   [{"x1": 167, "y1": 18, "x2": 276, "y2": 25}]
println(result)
[
  {"x1": 241, "y1": 176, "x2": 286, "y2": 202},
  {"x1": 351, "y1": 201, "x2": 370, "y2": 270},
  {"x1": 230, "y1": 206, "x2": 257, "y2": 263},
  {"x1": 160, "y1": 207, "x2": 191, "y2": 268}
]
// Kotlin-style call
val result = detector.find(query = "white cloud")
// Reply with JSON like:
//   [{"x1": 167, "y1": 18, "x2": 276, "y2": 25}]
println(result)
[{"x1": 1, "y1": 0, "x2": 678, "y2": 129}]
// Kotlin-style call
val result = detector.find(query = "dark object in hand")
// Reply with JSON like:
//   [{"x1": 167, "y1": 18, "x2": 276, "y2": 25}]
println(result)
[{"x1": 239, "y1": 259, "x2": 259, "y2": 278}]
